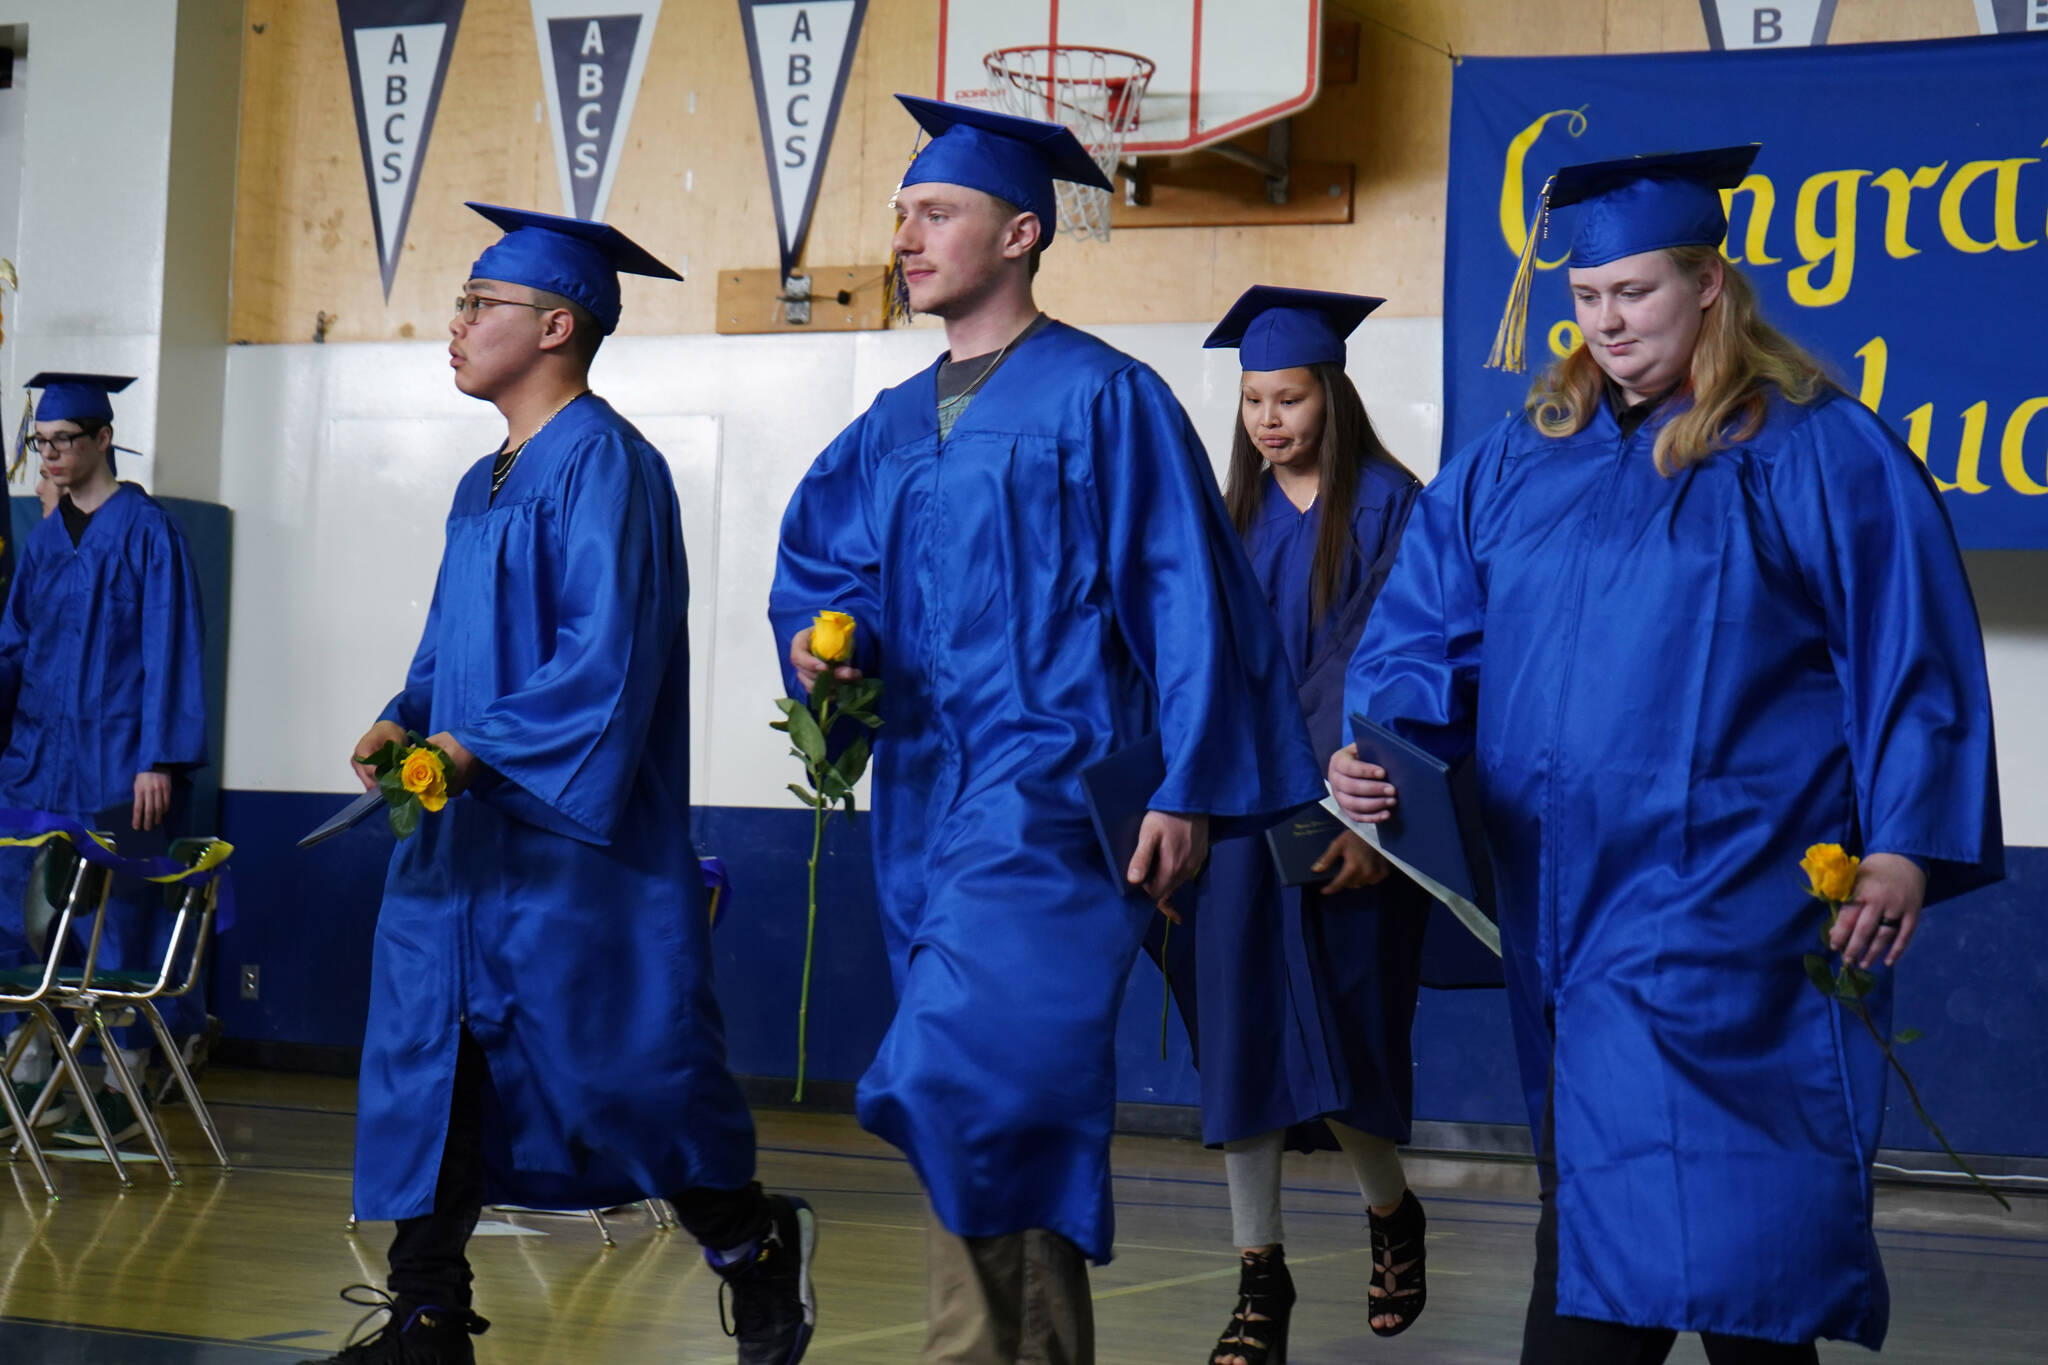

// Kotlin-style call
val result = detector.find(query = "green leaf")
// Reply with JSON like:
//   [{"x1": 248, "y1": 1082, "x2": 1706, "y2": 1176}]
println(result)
[
  {"x1": 785, "y1": 705, "x2": 827, "y2": 767},
  {"x1": 811, "y1": 672, "x2": 839, "y2": 710},
  {"x1": 773, "y1": 696, "x2": 802, "y2": 717},
  {"x1": 841, "y1": 791, "x2": 857, "y2": 819},
  {"x1": 833, "y1": 734, "x2": 872, "y2": 788},
  {"x1": 388, "y1": 797, "x2": 421, "y2": 840},
  {"x1": 769, "y1": 719, "x2": 790, "y2": 733},
  {"x1": 1802, "y1": 953, "x2": 1835, "y2": 996},
  {"x1": 359, "y1": 738, "x2": 404, "y2": 773},
  {"x1": 377, "y1": 769, "x2": 407, "y2": 804},
  {"x1": 786, "y1": 783, "x2": 820, "y2": 809},
  {"x1": 853, "y1": 711, "x2": 884, "y2": 729},
  {"x1": 1894, "y1": 1028, "x2": 1923, "y2": 1046},
  {"x1": 817, "y1": 772, "x2": 848, "y2": 802},
  {"x1": 839, "y1": 678, "x2": 883, "y2": 713},
  {"x1": 1838, "y1": 967, "x2": 1876, "y2": 1001}
]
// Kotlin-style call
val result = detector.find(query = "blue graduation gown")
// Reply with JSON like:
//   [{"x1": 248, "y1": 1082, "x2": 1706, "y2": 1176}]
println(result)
[
  {"x1": 1346, "y1": 390, "x2": 2002, "y2": 1348},
  {"x1": 0, "y1": 486, "x2": 207, "y2": 1002},
  {"x1": 354, "y1": 396, "x2": 754, "y2": 1220},
  {"x1": 0, "y1": 486, "x2": 208, "y2": 811},
  {"x1": 1166, "y1": 466, "x2": 1434, "y2": 1149},
  {"x1": 769, "y1": 321, "x2": 1325, "y2": 1262}
]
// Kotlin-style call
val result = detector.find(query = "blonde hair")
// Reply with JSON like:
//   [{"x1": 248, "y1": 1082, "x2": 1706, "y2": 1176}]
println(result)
[{"x1": 1526, "y1": 247, "x2": 1836, "y2": 474}]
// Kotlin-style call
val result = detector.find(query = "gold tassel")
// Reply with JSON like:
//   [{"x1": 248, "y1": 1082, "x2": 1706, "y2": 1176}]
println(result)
[
  {"x1": 1485, "y1": 173, "x2": 1555, "y2": 374},
  {"x1": 884, "y1": 249, "x2": 914, "y2": 328},
  {"x1": 882, "y1": 129, "x2": 926, "y2": 329}
]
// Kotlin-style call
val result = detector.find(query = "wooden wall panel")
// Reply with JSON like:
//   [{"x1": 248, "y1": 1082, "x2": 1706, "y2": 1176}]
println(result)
[{"x1": 229, "y1": 0, "x2": 1985, "y2": 341}]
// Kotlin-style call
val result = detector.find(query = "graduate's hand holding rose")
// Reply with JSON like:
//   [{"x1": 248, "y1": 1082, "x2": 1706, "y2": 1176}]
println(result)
[
  {"x1": 424, "y1": 731, "x2": 483, "y2": 800},
  {"x1": 789, "y1": 610, "x2": 864, "y2": 694},
  {"x1": 352, "y1": 720, "x2": 408, "y2": 791},
  {"x1": 1129, "y1": 810, "x2": 1209, "y2": 920},
  {"x1": 1328, "y1": 743, "x2": 1398, "y2": 824},
  {"x1": 1828, "y1": 851, "x2": 1925, "y2": 969}
]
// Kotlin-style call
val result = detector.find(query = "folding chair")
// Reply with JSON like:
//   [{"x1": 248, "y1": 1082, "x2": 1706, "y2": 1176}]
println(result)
[
  {"x1": 0, "y1": 856, "x2": 131, "y2": 1194},
  {"x1": 3, "y1": 836, "x2": 230, "y2": 1187}
]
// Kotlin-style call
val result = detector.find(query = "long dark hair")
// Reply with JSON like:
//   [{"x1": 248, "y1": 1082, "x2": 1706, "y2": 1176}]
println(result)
[{"x1": 1223, "y1": 362, "x2": 1415, "y2": 624}]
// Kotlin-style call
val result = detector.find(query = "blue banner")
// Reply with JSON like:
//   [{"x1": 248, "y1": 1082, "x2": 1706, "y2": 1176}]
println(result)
[{"x1": 1444, "y1": 33, "x2": 2048, "y2": 548}]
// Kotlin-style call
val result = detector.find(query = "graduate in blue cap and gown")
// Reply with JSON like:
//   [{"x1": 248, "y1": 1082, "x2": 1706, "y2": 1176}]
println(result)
[
  {"x1": 308, "y1": 205, "x2": 816, "y2": 1365},
  {"x1": 1332, "y1": 147, "x2": 2003, "y2": 1362},
  {"x1": 0, "y1": 372, "x2": 208, "y2": 1147},
  {"x1": 771, "y1": 96, "x2": 1325, "y2": 1363},
  {"x1": 1159, "y1": 287, "x2": 1433, "y2": 1364}
]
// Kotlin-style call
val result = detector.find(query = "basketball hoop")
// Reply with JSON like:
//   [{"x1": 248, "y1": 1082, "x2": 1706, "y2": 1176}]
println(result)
[{"x1": 980, "y1": 45, "x2": 1155, "y2": 241}]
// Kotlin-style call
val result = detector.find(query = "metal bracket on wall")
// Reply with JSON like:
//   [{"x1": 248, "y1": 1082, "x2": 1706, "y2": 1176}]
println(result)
[
  {"x1": 781, "y1": 273, "x2": 812, "y2": 327},
  {"x1": 1202, "y1": 118, "x2": 1294, "y2": 205},
  {"x1": 716, "y1": 265, "x2": 890, "y2": 334}
]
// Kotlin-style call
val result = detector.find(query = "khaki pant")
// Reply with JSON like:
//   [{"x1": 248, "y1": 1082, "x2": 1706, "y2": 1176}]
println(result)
[{"x1": 923, "y1": 1207, "x2": 1095, "y2": 1364}]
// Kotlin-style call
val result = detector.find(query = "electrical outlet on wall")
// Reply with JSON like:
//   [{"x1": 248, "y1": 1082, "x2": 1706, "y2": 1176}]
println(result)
[{"x1": 239, "y1": 965, "x2": 260, "y2": 1001}]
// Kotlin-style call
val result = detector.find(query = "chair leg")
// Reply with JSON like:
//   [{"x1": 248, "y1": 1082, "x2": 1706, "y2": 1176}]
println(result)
[
  {"x1": 136, "y1": 1000, "x2": 228, "y2": 1167},
  {"x1": 647, "y1": 1198, "x2": 674, "y2": 1232},
  {"x1": 49, "y1": 1018, "x2": 132, "y2": 1188},
  {"x1": 0, "y1": 1050, "x2": 56, "y2": 1199},
  {"x1": 588, "y1": 1208, "x2": 615, "y2": 1247},
  {"x1": 92, "y1": 1009, "x2": 180, "y2": 1184}
]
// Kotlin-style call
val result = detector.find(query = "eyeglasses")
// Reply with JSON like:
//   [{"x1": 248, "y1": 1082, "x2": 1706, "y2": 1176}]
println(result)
[
  {"x1": 24, "y1": 430, "x2": 99, "y2": 456},
  {"x1": 453, "y1": 293, "x2": 554, "y2": 325}
]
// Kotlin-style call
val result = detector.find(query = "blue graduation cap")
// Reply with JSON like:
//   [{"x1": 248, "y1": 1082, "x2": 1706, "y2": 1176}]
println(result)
[
  {"x1": 894, "y1": 94, "x2": 1113, "y2": 251},
  {"x1": 1204, "y1": 287, "x2": 1385, "y2": 371},
  {"x1": 465, "y1": 203, "x2": 684, "y2": 336},
  {"x1": 27, "y1": 372, "x2": 134, "y2": 424},
  {"x1": 1486, "y1": 144, "x2": 1761, "y2": 372}
]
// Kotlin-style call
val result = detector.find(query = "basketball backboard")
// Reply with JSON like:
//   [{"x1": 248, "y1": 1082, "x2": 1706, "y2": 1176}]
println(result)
[{"x1": 937, "y1": 0, "x2": 1324, "y2": 156}]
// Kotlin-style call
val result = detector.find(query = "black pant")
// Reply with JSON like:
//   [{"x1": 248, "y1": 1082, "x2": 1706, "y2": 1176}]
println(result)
[
  {"x1": 387, "y1": 1029, "x2": 770, "y2": 1309},
  {"x1": 1521, "y1": 1087, "x2": 1818, "y2": 1365}
]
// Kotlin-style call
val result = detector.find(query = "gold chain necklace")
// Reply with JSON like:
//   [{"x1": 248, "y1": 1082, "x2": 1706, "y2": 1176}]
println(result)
[
  {"x1": 947, "y1": 315, "x2": 1037, "y2": 409},
  {"x1": 492, "y1": 390, "x2": 587, "y2": 496}
]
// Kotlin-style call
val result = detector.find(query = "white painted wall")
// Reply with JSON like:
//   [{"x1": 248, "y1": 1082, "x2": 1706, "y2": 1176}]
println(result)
[
  {"x1": 214, "y1": 320, "x2": 2048, "y2": 849},
  {"x1": 0, "y1": 0, "x2": 236, "y2": 499}
]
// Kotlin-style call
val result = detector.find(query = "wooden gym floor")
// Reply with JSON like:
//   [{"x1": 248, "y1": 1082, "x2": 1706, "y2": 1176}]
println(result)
[{"x1": 1, "y1": 1070, "x2": 2044, "y2": 1363}]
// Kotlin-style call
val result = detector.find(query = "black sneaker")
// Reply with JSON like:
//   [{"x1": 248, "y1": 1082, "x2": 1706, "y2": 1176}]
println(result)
[
  {"x1": 298, "y1": 1286, "x2": 489, "y2": 1364},
  {"x1": 710, "y1": 1193, "x2": 817, "y2": 1365}
]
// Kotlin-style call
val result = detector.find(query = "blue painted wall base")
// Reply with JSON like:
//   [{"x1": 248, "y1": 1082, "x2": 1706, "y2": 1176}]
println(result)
[{"x1": 211, "y1": 793, "x2": 2048, "y2": 1158}]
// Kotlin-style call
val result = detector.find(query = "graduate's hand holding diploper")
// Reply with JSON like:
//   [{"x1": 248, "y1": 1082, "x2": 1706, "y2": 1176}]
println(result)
[
  {"x1": 789, "y1": 626, "x2": 864, "y2": 695},
  {"x1": 1314, "y1": 829, "x2": 1390, "y2": 894},
  {"x1": 352, "y1": 719, "x2": 407, "y2": 791},
  {"x1": 1328, "y1": 743, "x2": 1397, "y2": 824}
]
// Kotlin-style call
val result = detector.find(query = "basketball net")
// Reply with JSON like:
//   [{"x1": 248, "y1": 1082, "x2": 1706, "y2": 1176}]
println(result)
[{"x1": 980, "y1": 45, "x2": 1154, "y2": 242}]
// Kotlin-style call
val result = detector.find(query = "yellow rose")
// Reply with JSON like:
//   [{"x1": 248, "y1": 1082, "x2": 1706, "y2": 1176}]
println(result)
[
  {"x1": 811, "y1": 610, "x2": 856, "y2": 664},
  {"x1": 1801, "y1": 843, "x2": 1860, "y2": 904},
  {"x1": 401, "y1": 747, "x2": 449, "y2": 813}
]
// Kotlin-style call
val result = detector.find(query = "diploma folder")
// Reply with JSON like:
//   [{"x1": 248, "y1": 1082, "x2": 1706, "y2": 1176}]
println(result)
[
  {"x1": 1264, "y1": 803, "x2": 1346, "y2": 887},
  {"x1": 297, "y1": 790, "x2": 387, "y2": 849},
  {"x1": 1345, "y1": 714, "x2": 1501, "y2": 961},
  {"x1": 1079, "y1": 733, "x2": 1166, "y2": 899}
]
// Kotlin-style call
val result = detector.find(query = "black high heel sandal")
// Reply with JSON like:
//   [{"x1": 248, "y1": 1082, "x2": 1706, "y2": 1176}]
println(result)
[
  {"x1": 1209, "y1": 1246, "x2": 1295, "y2": 1365},
  {"x1": 1367, "y1": 1188, "x2": 1427, "y2": 1337}
]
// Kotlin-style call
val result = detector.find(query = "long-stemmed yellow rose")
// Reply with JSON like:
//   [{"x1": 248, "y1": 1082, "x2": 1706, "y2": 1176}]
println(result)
[
  {"x1": 357, "y1": 732, "x2": 454, "y2": 838},
  {"x1": 811, "y1": 610, "x2": 856, "y2": 665},
  {"x1": 773, "y1": 610, "x2": 883, "y2": 1100},
  {"x1": 1800, "y1": 842, "x2": 2006, "y2": 1208}
]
